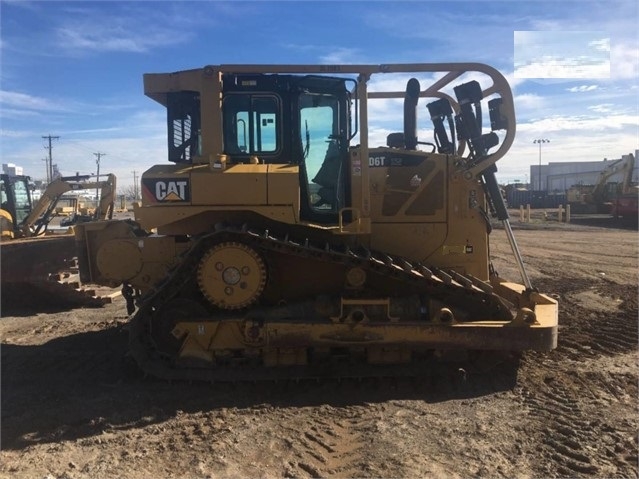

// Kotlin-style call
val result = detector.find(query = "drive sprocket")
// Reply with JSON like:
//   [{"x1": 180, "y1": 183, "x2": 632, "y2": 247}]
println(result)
[{"x1": 197, "y1": 241, "x2": 266, "y2": 309}]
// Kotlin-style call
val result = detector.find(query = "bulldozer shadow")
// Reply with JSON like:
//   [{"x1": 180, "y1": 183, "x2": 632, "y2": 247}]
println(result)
[
  {"x1": 1, "y1": 282, "x2": 108, "y2": 317},
  {"x1": 1, "y1": 324, "x2": 519, "y2": 450}
]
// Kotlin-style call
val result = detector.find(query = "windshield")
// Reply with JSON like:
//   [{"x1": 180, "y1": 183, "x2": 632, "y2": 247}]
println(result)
[{"x1": 12, "y1": 179, "x2": 31, "y2": 224}]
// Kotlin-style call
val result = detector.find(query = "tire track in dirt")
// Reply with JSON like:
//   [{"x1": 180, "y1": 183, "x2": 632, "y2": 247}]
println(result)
[
  {"x1": 280, "y1": 406, "x2": 368, "y2": 478},
  {"x1": 517, "y1": 278, "x2": 638, "y2": 478},
  {"x1": 561, "y1": 281, "x2": 637, "y2": 358},
  {"x1": 520, "y1": 363, "x2": 637, "y2": 478},
  {"x1": 521, "y1": 379, "x2": 599, "y2": 476}
]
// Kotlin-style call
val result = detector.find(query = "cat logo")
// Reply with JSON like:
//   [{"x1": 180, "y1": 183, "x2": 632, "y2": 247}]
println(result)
[{"x1": 144, "y1": 178, "x2": 191, "y2": 202}]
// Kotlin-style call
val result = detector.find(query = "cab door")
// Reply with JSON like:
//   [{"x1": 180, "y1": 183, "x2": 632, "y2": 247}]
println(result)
[{"x1": 297, "y1": 87, "x2": 350, "y2": 224}]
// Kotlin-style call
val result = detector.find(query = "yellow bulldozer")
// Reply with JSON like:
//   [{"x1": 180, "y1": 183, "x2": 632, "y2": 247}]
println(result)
[
  {"x1": 1, "y1": 173, "x2": 116, "y2": 306},
  {"x1": 75, "y1": 63, "x2": 558, "y2": 381}
]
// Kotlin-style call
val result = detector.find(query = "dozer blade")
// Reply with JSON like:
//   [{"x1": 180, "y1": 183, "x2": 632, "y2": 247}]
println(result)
[
  {"x1": 1, "y1": 235, "x2": 76, "y2": 284},
  {"x1": 0, "y1": 234, "x2": 98, "y2": 312}
]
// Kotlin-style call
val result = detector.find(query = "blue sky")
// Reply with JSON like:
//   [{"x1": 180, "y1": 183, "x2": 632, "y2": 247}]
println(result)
[{"x1": 1, "y1": 0, "x2": 637, "y2": 190}]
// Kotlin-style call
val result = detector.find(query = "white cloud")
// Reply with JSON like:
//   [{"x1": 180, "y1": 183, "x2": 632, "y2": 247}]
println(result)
[
  {"x1": 56, "y1": 25, "x2": 182, "y2": 54},
  {"x1": 515, "y1": 56, "x2": 610, "y2": 79},
  {"x1": 0, "y1": 129, "x2": 33, "y2": 139},
  {"x1": 0, "y1": 90, "x2": 61, "y2": 111},
  {"x1": 49, "y1": 4, "x2": 205, "y2": 55},
  {"x1": 503, "y1": 71, "x2": 527, "y2": 91},
  {"x1": 610, "y1": 42, "x2": 639, "y2": 80},
  {"x1": 515, "y1": 30, "x2": 612, "y2": 80},
  {"x1": 587, "y1": 104, "x2": 614, "y2": 113},
  {"x1": 566, "y1": 85, "x2": 599, "y2": 93},
  {"x1": 518, "y1": 113, "x2": 638, "y2": 133},
  {"x1": 319, "y1": 48, "x2": 361, "y2": 64},
  {"x1": 514, "y1": 93, "x2": 545, "y2": 110},
  {"x1": 589, "y1": 38, "x2": 610, "y2": 53},
  {"x1": 0, "y1": 108, "x2": 43, "y2": 119}
]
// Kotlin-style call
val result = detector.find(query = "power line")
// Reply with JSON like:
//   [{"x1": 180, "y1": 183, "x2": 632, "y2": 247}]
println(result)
[
  {"x1": 64, "y1": 139, "x2": 99, "y2": 156},
  {"x1": 65, "y1": 138, "x2": 133, "y2": 164}
]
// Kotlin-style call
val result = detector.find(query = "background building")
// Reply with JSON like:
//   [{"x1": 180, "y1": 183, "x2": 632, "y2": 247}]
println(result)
[
  {"x1": 2, "y1": 163, "x2": 24, "y2": 176},
  {"x1": 531, "y1": 150, "x2": 638, "y2": 193}
]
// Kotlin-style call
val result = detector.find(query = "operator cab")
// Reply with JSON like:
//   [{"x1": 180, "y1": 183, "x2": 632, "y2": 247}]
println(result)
[
  {"x1": 221, "y1": 74, "x2": 355, "y2": 224},
  {"x1": 165, "y1": 73, "x2": 356, "y2": 225},
  {"x1": 0, "y1": 175, "x2": 33, "y2": 230}
]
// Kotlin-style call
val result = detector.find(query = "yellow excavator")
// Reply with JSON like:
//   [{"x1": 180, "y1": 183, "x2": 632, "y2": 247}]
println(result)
[
  {"x1": 1, "y1": 173, "x2": 116, "y2": 300},
  {"x1": 0, "y1": 174, "x2": 32, "y2": 240},
  {"x1": 75, "y1": 63, "x2": 558, "y2": 381},
  {"x1": 567, "y1": 153, "x2": 636, "y2": 214}
]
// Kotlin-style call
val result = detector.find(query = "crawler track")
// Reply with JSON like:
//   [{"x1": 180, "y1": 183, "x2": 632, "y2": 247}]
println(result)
[{"x1": 128, "y1": 224, "x2": 529, "y2": 382}]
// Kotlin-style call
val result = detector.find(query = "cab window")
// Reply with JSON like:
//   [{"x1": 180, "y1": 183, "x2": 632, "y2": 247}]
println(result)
[
  {"x1": 12, "y1": 179, "x2": 31, "y2": 224},
  {"x1": 300, "y1": 93, "x2": 341, "y2": 212},
  {"x1": 223, "y1": 95, "x2": 280, "y2": 156}
]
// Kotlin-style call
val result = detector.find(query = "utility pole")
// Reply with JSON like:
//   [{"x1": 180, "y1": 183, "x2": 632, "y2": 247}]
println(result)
[
  {"x1": 41, "y1": 158, "x2": 50, "y2": 183},
  {"x1": 42, "y1": 135, "x2": 59, "y2": 184},
  {"x1": 94, "y1": 152, "x2": 106, "y2": 215},
  {"x1": 132, "y1": 170, "x2": 138, "y2": 200}
]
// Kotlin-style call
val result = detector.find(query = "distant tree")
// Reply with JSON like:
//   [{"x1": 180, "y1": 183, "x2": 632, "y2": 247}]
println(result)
[{"x1": 118, "y1": 185, "x2": 138, "y2": 200}]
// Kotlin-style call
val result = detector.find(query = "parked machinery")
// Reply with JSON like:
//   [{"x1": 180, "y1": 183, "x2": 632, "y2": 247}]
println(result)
[
  {"x1": 1, "y1": 174, "x2": 33, "y2": 240},
  {"x1": 567, "y1": 153, "x2": 636, "y2": 214},
  {"x1": 1, "y1": 174, "x2": 116, "y2": 296},
  {"x1": 75, "y1": 63, "x2": 558, "y2": 381},
  {"x1": 609, "y1": 153, "x2": 638, "y2": 221}
]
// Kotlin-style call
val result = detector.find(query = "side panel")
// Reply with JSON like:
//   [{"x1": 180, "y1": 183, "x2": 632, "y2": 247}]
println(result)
[
  {"x1": 267, "y1": 164, "x2": 300, "y2": 211},
  {"x1": 368, "y1": 150, "x2": 447, "y2": 222},
  {"x1": 136, "y1": 163, "x2": 302, "y2": 235},
  {"x1": 366, "y1": 147, "x2": 448, "y2": 263},
  {"x1": 191, "y1": 164, "x2": 267, "y2": 206},
  {"x1": 361, "y1": 147, "x2": 489, "y2": 280}
]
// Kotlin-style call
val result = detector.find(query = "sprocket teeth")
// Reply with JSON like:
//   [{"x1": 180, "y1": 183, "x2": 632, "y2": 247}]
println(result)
[{"x1": 197, "y1": 241, "x2": 266, "y2": 310}]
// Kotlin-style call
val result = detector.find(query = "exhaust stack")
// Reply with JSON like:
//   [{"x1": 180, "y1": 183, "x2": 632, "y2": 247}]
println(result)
[{"x1": 403, "y1": 78, "x2": 420, "y2": 150}]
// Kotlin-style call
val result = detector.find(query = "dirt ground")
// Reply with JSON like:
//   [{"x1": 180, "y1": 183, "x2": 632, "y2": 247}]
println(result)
[{"x1": 1, "y1": 213, "x2": 637, "y2": 479}]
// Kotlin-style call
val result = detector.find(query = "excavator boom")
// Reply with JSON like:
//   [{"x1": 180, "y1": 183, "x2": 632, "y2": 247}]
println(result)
[{"x1": 21, "y1": 173, "x2": 116, "y2": 237}]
